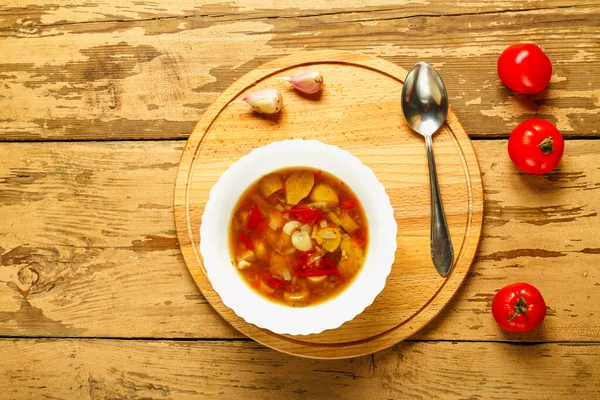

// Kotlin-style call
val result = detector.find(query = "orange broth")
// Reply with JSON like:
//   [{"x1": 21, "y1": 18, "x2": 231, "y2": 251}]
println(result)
[{"x1": 229, "y1": 168, "x2": 368, "y2": 307}]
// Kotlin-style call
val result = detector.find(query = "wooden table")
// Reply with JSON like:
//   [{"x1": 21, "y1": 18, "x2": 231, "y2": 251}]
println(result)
[{"x1": 1, "y1": 1, "x2": 599, "y2": 398}]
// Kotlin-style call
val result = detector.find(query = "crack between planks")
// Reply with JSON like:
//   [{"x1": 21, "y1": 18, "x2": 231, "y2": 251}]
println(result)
[
  {"x1": 0, "y1": 137, "x2": 186, "y2": 144},
  {"x1": 7, "y1": 235, "x2": 600, "y2": 252},
  {"x1": 0, "y1": 335, "x2": 598, "y2": 346},
  {"x1": 0, "y1": 3, "x2": 598, "y2": 32},
  {"x1": 2, "y1": 136, "x2": 600, "y2": 144},
  {"x1": 312, "y1": 3, "x2": 600, "y2": 27}
]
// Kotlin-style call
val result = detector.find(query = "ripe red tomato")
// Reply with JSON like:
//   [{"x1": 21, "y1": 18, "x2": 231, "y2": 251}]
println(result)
[
  {"x1": 492, "y1": 283, "x2": 547, "y2": 332},
  {"x1": 498, "y1": 44, "x2": 552, "y2": 94},
  {"x1": 508, "y1": 119, "x2": 564, "y2": 174}
]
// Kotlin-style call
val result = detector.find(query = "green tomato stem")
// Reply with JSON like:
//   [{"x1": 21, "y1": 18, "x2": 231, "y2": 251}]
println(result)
[
  {"x1": 507, "y1": 296, "x2": 528, "y2": 322},
  {"x1": 537, "y1": 137, "x2": 554, "y2": 155}
]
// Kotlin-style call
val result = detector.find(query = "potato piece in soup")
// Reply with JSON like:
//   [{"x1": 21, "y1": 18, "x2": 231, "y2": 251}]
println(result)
[{"x1": 285, "y1": 170, "x2": 315, "y2": 206}]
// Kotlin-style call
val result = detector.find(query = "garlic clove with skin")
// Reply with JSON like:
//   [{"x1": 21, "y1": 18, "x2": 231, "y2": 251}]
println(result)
[
  {"x1": 282, "y1": 70, "x2": 323, "y2": 94},
  {"x1": 240, "y1": 88, "x2": 283, "y2": 114}
]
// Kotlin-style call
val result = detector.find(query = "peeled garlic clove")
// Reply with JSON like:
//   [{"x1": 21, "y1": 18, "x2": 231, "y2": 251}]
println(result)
[
  {"x1": 291, "y1": 231, "x2": 313, "y2": 252},
  {"x1": 283, "y1": 70, "x2": 323, "y2": 94},
  {"x1": 241, "y1": 88, "x2": 282, "y2": 114},
  {"x1": 283, "y1": 220, "x2": 301, "y2": 235}
]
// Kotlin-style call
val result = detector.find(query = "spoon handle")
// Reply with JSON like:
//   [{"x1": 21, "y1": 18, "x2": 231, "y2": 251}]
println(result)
[{"x1": 424, "y1": 134, "x2": 454, "y2": 276}]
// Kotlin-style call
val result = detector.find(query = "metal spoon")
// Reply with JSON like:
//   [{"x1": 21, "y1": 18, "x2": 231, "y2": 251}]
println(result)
[{"x1": 401, "y1": 62, "x2": 454, "y2": 277}]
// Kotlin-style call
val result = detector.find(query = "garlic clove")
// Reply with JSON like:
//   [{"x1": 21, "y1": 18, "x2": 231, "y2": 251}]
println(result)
[
  {"x1": 283, "y1": 220, "x2": 301, "y2": 235},
  {"x1": 291, "y1": 231, "x2": 313, "y2": 252},
  {"x1": 241, "y1": 88, "x2": 282, "y2": 114},
  {"x1": 283, "y1": 70, "x2": 323, "y2": 94}
]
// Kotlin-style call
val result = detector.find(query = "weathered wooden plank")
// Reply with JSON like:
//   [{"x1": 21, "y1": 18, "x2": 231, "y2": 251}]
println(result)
[
  {"x1": 1, "y1": 338, "x2": 599, "y2": 399},
  {"x1": 0, "y1": 141, "x2": 239, "y2": 339},
  {"x1": 0, "y1": 1, "x2": 585, "y2": 27},
  {"x1": 0, "y1": 3, "x2": 598, "y2": 140},
  {"x1": 1, "y1": 140, "x2": 599, "y2": 341}
]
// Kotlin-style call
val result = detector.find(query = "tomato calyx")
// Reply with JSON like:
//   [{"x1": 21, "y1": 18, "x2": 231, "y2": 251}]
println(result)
[
  {"x1": 507, "y1": 295, "x2": 529, "y2": 322},
  {"x1": 537, "y1": 136, "x2": 554, "y2": 155}
]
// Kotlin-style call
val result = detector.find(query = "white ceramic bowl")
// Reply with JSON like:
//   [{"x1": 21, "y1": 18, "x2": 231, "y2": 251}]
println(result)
[{"x1": 200, "y1": 139, "x2": 397, "y2": 335}]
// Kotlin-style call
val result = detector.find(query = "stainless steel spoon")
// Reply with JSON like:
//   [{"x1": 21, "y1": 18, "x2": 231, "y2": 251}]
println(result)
[{"x1": 401, "y1": 62, "x2": 454, "y2": 277}]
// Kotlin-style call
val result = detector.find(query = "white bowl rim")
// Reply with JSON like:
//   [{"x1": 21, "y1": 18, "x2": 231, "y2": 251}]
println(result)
[{"x1": 199, "y1": 139, "x2": 397, "y2": 335}]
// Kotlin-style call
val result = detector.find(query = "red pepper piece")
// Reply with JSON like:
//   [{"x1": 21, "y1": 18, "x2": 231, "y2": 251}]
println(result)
[
  {"x1": 247, "y1": 204, "x2": 263, "y2": 229},
  {"x1": 295, "y1": 253, "x2": 307, "y2": 268},
  {"x1": 266, "y1": 277, "x2": 284, "y2": 289},
  {"x1": 340, "y1": 198, "x2": 357, "y2": 210},
  {"x1": 321, "y1": 258, "x2": 345, "y2": 283},
  {"x1": 282, "y1": 207, "x2": 323, "y2": 225},
  {"x1": 239, "y1": 233, "x2": 254, "y2": 250},
  {"x1": 294, "y1": 249, "x2": 317, "y2": 268},
  {"x1": 295, "y1": 258, "x2": 345, "y2": 283},
  {"x1": 314, "y1": 170, "x2": 323, "y2": 181}
]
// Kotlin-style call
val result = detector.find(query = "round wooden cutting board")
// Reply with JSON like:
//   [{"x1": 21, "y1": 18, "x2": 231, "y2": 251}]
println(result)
[{"x1": 174, "y1": 50, "x2": 483, "y2": 359}]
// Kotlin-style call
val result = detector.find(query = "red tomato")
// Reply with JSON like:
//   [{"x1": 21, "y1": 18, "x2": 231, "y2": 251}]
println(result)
[
  {"x1": 492, "y1": 283, "x2": 547, "y2": 332},
  {"x1": 508, "y1": 119, "x2": 564, "y2": 174},
  {"x1": 498, "y1": 44, "x2": 552, "y2": 94}
]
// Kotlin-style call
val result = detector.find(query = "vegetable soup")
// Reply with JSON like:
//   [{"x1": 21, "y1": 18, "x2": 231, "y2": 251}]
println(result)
[{"x1": 229, "y1": 168, "x2": 368, "y2": 307}]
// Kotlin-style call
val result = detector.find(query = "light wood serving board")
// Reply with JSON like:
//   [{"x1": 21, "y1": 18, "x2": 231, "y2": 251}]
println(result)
[{"x1": 174, "y1": 50, "x2": 483, "y2": 359}]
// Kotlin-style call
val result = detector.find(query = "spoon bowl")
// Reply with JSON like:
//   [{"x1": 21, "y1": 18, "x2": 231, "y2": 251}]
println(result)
[
  {"x1": 401, "y1": 62, "x2": 454, "y2": 277},
  {"x1": 402, "y1": 62, "x2": 449, "y2": 137}
]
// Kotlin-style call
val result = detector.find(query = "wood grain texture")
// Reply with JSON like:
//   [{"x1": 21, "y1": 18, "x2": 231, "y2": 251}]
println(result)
[
  {"x1": 1, "y1": 140, "x2": 599, "y2": 341},
  {"x1": 0, "y1": 2, "x2": 598, "y2": 140},
  {"x1": 0, "y1": 0, "x2": 586, "y2": 26},
  {"x1": 1, "y1": 338, "x2": 599, "y2": 399},
  {"x1": 1, "y1": 0, "x2": 598, "y2": 395},
  {"x1": 0, "y1": 141, "x2": 238, "y2": 339},
  {"x1": 174, "y1": 50, "x2": 483, "y2": 358}
]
